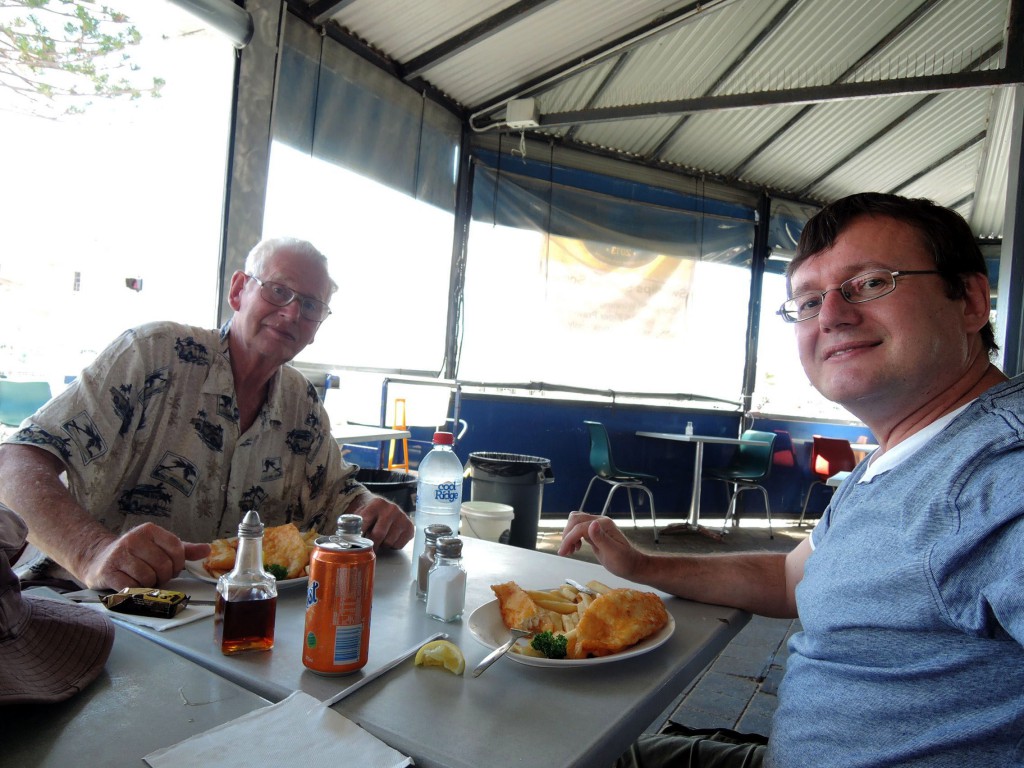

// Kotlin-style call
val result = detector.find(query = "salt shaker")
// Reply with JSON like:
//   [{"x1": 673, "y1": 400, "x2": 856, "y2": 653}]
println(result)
[
  {"x1": 426, "y1": 536, "x2": 466, "y2": 622},
  {"x1": 417, "y1": 523, "x2": 453, "y2": 600},
  {"x1": 685, "y1": 421, "x2": 694, "y2": 436}
]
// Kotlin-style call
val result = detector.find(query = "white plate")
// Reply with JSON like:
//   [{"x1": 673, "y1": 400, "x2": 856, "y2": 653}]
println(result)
[
  {"x1": 183, "y1": 560, "x2": 308, "y2": 589},
  {"x1": 467, "y1": 597, "x2": 675, "y2": 668}
]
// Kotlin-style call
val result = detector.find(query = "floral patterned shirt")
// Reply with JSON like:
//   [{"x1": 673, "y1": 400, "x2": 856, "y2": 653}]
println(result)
[{"x1": 4, "y1": 320, "x2": 369, "y2": 542}]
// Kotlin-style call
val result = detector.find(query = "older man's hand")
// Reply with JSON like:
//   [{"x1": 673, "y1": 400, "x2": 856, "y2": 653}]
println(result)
[
  {"x1": 357, "y1": 496, "x2": 414, "y2": 550},
  {"x1": 78, "y1": 522, "x2": 211, "y2": 591}
]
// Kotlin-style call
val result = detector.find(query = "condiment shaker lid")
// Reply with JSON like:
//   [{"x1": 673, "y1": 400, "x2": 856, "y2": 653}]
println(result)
[
  {"x1": 435, "y1": 536, "x2": 462, "y2": 558},
  {"x1": 424, "y1": 524, "x2": 454, "y2": 544},
  {"x1": 237, "y1": 509, "x2": 263, "y2": 538},
  {"x1": 336, "y1": 514, "x2": 362, "y2": 535}
]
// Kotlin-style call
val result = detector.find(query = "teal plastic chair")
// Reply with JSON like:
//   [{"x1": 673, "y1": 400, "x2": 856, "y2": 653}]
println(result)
[
  {"x1": 0, "y1": 380, "x2": 52, "y2": 427},
  {"x1": 703, "y1": 429, "x2": 777, "y2": 538},
  {"x1": 579, "y1": 421, "x2": 659, "y2": 541}
]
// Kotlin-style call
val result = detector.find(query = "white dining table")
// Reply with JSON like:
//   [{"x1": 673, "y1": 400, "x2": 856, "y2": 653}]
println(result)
[
  {"x1": 110, "y1": 536, "x2": 749, "y2": 768},
  {"x1": 636, "y1": 431, "x2": 758, "y2": 534},
  {"x1": 826, "y1": 470, "x2": 852, "y2": 487},
  {"x1": 849, "y1": 442, "x2": 878, "y2": 466},
  {"x1": 332, "y1": 421, "x2": 411, "y2": 444},
  {"x1": 3, "y1": 590, "x2": 271, "y2": 768}
]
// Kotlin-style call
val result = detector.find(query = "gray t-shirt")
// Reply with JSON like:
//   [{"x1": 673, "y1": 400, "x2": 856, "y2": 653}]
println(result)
[
  {"x1": 4, "y1": 320, "x2": 369, "y2": 543},
  {"x1": 769, "y1": 376, "x2": 1024, "y2": 766}
]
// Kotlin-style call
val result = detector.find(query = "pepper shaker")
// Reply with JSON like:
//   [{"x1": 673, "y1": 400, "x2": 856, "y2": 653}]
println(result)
[{"x1": 417, "y1": 523, "x2": 452, "y2": 600}]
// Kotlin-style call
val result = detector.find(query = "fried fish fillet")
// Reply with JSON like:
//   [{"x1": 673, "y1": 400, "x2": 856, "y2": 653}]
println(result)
[
  {"x1": 202, "y1": 522, "x2": 311, "y2": 579},
  {"x1": 491, "y1": 581, "x2": 558, "y2": 633},
  {"x1": 202, "y1": 536, "x2": 238, "y2": 576},
  {"x1": 570, "y1": 588, "x2": 669, "y2": 659}
]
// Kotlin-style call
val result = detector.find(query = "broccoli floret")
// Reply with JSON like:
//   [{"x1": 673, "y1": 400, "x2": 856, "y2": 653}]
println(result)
[
  {"x1": 530, "y1": 630, "x2": 568, "y2": 659},
  {"x1": 265, "y1": 563, "x2": 288, "y2": 580}
]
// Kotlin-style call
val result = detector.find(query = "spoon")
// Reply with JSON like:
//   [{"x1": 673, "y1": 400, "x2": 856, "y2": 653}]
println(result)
[{"x1": 472, "y1": 627, "x2": 532, "y2": 677}]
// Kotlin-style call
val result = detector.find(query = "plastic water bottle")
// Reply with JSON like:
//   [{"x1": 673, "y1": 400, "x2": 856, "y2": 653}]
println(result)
[{"x1": 411, "y1": 432, "x2": 463, "y2": 583}]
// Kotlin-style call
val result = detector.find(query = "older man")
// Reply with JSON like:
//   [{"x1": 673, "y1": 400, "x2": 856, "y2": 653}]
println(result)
[
  {"x1": 561, "y1": 193, "x2": 1024, "y2": 766},
  {"x1": 0, "y1": 237, "x2": 412, "y2": 591}
]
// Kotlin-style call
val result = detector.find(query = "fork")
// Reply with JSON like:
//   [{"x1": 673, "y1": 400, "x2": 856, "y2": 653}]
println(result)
[
  {"x1": 565, "y1": 577, "x2": 599, "y2": 596},
  {"x1": 472, "y1": 627, "x2": 532, "y2": 677}
]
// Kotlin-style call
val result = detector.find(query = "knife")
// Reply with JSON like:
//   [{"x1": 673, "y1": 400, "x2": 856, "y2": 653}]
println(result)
[{"x1": 321, "y1": 631, "x2": 448, "y2": 707}]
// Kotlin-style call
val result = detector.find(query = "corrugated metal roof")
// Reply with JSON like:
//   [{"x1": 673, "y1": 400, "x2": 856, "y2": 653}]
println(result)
[{"x1": 292, "y1": 0, "x2": 1021, "y2": 239}]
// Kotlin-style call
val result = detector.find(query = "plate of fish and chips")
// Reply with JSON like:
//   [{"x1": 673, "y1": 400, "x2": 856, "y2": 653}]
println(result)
[
  {"x1": 468, "y1": 579, "x2": 674, "y2": 668},
  {"x1": 184, "y1": 523, "x2": 319, "y2": 588}
]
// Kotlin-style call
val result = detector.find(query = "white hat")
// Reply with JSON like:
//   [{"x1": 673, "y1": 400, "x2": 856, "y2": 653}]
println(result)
[{"x1": 0, "y1": 503, "x2": 114, "y2": 704}]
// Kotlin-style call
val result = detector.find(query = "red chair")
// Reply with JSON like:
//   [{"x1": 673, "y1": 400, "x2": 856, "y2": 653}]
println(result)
[
  {"x1": 771, "y1": 429, "x2": 797, "y2": 469},
  {"x1": 799, "y1": 436, "x2": 856, "y2": 525}
]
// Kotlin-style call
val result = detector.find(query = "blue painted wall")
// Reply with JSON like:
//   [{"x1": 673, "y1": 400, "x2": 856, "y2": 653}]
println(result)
[
  {"x1": 453, "y1": 395, "x2": 744, "y2": 521},
  {"x1": 343, "y1": 394, "x2": 875, "y2": 525}
]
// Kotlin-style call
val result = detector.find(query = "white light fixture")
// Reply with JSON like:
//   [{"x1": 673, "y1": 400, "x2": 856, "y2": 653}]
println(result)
[{"x1": 506, "y1": 98, "x2": 540, "y2": 129}]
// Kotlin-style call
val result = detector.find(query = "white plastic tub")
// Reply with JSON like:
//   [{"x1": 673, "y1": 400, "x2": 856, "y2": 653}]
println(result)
[{"x1": 459, "y1": 501, "x2": 514, "y2": 543}]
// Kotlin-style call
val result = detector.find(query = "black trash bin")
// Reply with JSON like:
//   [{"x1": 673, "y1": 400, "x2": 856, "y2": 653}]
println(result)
[
  {"x1": 466, "y1": 453, "x2": 554, "y2": 549},
  {"x1": 356, "y1": 468, "x2": 417, "y2": 513}
]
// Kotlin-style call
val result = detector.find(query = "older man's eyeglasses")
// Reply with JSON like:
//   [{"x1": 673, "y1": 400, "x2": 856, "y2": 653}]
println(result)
[
  {"x1": 777, "y1": 269, "x2": 941, "y2": 323},
  {"x1": 247, "y1": 275, "x2": 332, "y2": 322}
]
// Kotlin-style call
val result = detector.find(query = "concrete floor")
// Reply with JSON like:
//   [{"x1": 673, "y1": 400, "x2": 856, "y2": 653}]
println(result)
[{"x1": 654, "y1": 613, "x2": 801, "y2": 738}]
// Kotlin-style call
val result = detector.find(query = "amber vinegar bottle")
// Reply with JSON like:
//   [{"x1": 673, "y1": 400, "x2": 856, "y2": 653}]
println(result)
[{"x1": 214, "y1": 510, "x2": 278, "y2": 654}]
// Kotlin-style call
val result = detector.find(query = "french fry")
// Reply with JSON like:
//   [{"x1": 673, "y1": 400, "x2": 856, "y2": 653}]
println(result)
[
  {"x1": 587, "y1": 579, "x2": 611, "y2": 594},
  {"x1": 526, "y1": 589, "x2": 575, "y2": 605},
  {"x1": 534, "y1": 597, "x2": 580, "y2": 615},
  {"x1": 526, "y1": 589, "x2": 580, "y2": 616}
]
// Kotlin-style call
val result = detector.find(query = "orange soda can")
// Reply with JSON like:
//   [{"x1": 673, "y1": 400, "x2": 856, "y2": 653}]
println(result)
[{"x1": 303, "y1": 532, "x2": 375, "y2": 675}]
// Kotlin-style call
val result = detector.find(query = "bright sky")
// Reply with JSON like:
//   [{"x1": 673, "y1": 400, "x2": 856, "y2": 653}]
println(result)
[
  {"x1": 0, "y1": 0, "x2": 849, "y2": 421},
  {"x1": 1, "y1": 0, "x2": 233, "y2": 388}
]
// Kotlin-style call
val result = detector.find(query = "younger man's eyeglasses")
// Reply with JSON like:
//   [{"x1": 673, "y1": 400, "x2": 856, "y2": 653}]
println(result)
[{"x1": 777, "y1": 269, "x2": 940, "y2": 323}]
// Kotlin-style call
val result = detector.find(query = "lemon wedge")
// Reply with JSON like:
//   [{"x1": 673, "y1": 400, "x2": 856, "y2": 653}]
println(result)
[{"x1": 414, "y1": 639, "x2": 465, "y2": 675}]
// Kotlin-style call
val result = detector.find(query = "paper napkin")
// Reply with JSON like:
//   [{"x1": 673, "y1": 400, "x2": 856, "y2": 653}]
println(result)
[
  {"x1": 61, "y1": 588, "x2": 215, "y2": 631},
  {"x1": 77, "y1": 599, "x2": 215, "y2": 631},
  {"x1": 144, "y1": 690, "x2": 412, "y2": 768}
]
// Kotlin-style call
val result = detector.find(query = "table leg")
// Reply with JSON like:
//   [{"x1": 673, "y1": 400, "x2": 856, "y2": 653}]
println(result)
[
  {"x1": 660, "y1": 441, "x2": 723, "y2": 540},
  {"x1": 689, "y1": 442, "x2": 703, "y2": 527}
]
